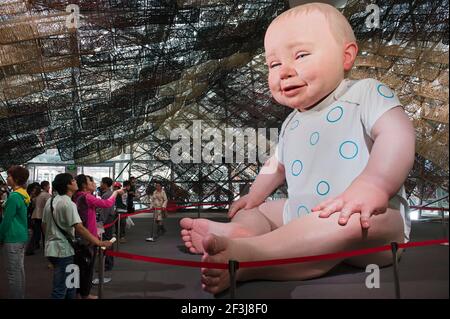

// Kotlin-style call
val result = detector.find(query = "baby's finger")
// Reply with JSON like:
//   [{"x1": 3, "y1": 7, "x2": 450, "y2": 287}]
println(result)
[
  {"x1": 228, "y1": 200, "x2": 245, "y2": 218},
  {"x1": 313, "y1": 197, "x2": 335, "y2": 212},
  {"x1": 360, "y1": 208, "x2": 371, "y2": 229},
  {"x1": 338, "y1": 206, "x2": 355, "y2": 225},
  {"x1": 333, "y1": 198, "x2": 344, "y2": 212},
  {"x1": 318, "y1": 201, "x2": 340, "y2": 218}
]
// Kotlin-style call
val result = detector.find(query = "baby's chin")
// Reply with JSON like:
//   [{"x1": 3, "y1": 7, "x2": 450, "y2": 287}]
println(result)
[
  {"x1": 273, "y1": 92, "x2": 321, "y2": 111},
  {"x1": 285, "y1": 100, "x2": 318, "y2": 112}
]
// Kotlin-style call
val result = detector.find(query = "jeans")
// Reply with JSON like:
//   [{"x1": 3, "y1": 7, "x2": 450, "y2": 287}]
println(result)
[
  {"x1": 31, "y1": 219, "x2": 44, "y2": 249},
  {"x1": 48, "y1": 256, "x2": 76, "y2": 299},
  {"x1": 74, "y1": 246, "x2": 97, "y2": 297},
  {"x1": 26, "y1": 219, "x2": 44, "y2": 255},
  {"x1": 103, "y1": 214, "x2": 115, "y2": 271},
  {"x1": 3, "y1": 243, "x2": 26, "y2": 299}
]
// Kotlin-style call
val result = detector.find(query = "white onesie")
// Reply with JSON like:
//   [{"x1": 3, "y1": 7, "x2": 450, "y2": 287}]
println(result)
[{"x1": 276, "y1": 78, "x2": 411, "y2": 242}]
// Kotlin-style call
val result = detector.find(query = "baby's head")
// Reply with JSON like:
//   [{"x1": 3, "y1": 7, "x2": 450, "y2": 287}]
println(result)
[{"x1": 265, "y1": 3, "x2": 358, "y2": 111}]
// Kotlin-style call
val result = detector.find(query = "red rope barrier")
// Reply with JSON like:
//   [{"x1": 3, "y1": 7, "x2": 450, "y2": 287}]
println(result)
[
  {"x1": 398, "y1": 238, "x2": 448, "y2": 249},
  {"x1": 103, "y1": 217, "x2": 119, "y2": 230},
  {"x1": 106, "y1": 250, "x2": 227, "y2": 269},
  {"x1": 105, "y1": 238, "x2": 448, "y2": 269},
  {"x1": 241, "y1": 239, "x2": 449, "y2": 268}
]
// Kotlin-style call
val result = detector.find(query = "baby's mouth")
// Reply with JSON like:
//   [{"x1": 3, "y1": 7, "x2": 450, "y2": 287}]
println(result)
[{"x1": 282, "y1": 84, "x2": 306, "y2": 96}]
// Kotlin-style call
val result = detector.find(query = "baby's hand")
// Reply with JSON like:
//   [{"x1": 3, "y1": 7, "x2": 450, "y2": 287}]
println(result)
[
  {"x1": 311, "y1": 179, "x2": 390, "y2": 229},
  {"x1": 228, "y1": 195, "x2": 260, "y2": 219}
]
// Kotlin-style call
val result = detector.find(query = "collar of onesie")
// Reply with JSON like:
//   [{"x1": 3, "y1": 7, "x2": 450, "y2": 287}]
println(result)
[{"x1": 298, "y1": 78, "x2": 353, "y2": 114}]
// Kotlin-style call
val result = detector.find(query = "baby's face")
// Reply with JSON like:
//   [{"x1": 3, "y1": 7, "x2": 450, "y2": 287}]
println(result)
[{"x1": 265, "y1": 12, "x2": 346, "y2": 111}]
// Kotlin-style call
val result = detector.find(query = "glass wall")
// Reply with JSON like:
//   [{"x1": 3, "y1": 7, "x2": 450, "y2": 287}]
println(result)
[
  {"x1": 82, "y1": 166, "x2": 114, "y2": 186},
  {"x1": 33, "y1": 165, "x2": 66, "y2": 183},
  {"x1": 408, "y1": 187, "x2": 449, "y2": 220}
]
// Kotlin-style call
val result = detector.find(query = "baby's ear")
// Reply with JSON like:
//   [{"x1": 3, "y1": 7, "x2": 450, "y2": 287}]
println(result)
[{"x1": 343, "y1": 42, "x2": 359, "y2": 71}]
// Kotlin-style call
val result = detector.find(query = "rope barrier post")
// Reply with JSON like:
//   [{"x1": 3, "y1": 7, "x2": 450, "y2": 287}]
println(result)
[
  {"x1": 116, "y1": 213, "x2": 121, "y2": 251},
  {"x1": 154, "y1": 210, "x2": 158, "y2": 240},
  {"x1": 390, "y1": 242, "x2": 401, "y2": 299},
  {"x1": 146, "y1": 210, "x2": 157, "y2": 242},
  {"x1": 98, "y1": 246, "x2": 105, "y2": 299},
  {"x1": 441, "y1": 209, "x2": 449, "y2": 246},
  {"x1": 228, "y1": 260, "x2": 239, "y2": 299}
]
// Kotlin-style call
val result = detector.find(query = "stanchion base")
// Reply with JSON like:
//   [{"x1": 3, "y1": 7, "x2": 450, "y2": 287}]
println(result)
[{"x1": 145, "y1": 237, "x2": 157, "y2": 242}]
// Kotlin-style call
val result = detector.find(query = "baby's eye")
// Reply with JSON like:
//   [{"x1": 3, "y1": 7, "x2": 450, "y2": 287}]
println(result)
[
  {"x1": 296, "y1": 53, "x2": 310, "y2": 59},
  {"x1": 269, "y1": 62, "x2": 281, "y2": 69}
]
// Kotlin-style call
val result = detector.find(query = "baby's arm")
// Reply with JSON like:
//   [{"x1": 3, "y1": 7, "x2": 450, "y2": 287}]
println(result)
[
  {"x1": 313, "y1": 106, "x2": 415, "y2": 228},
  {"x1": 228, "y1": 155, "x2": 286, "y2": 218}
]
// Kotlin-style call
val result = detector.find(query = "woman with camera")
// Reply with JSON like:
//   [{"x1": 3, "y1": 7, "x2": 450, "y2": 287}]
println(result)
[{"x1": 73, "y1": 174, "x2": 123, "y2": 299}]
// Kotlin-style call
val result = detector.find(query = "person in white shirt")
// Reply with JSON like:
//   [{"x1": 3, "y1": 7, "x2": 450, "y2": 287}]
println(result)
[
  {"x1": 28, "y1": 181, "x2": 51, "y2": 254},
  {"x1": 152, "y1": 182, "x2": 168, "y2": 236}
]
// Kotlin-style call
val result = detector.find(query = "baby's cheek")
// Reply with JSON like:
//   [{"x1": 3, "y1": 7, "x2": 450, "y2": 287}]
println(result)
[
  {"x1": 267, "y1": 81, "x2": 279, "y2": 97},
  {"x1": 267, "y1": 74, "x2": 277, "y2": 89},
  {"x1": 303, "y1": 64, "x2": 320, "y2": 81},
  {"x1": 271, "y1": 93, "x2": 283, "y2": 105}
]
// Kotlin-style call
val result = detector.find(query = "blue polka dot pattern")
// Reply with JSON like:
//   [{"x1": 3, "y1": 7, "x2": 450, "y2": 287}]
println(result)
[
  {"x1": 316, "y1": 180, "x2": 330, "y2": 196},
  {"x1": 310, "y1": 132, "x2": 320, "y2": 145},
  {"x1": 339, "y1": 141, "x2": 359, "y2": 160},
  {"x1": 326, "y1": 106, "x2": 344, "y2": 123},
  {"x1": 291, "y1": 160, "x2": 303, "y2": 176},
  {"x1": 290, "y1": 120, "x2": 300, "y2": 130},
  {"x1": 377, "y1": 84, "x2": 395, "y2": 98},
  {"x1": 297, "y1": 205, "x2": 310, "y2": 217}
]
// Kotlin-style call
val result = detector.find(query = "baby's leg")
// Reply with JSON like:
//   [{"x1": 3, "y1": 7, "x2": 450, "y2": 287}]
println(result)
[
  {"x1": 201, "y1": 207, "x2": 404, "y2": 294},
  {"x1": 180, "y1": 199, "x2": 286, "y2": 254}
]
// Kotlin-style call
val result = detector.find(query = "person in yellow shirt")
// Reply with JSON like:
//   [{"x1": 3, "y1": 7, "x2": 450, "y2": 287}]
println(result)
[{"x1": 0, "y1": 165, "x2": 30, "y2": 299}]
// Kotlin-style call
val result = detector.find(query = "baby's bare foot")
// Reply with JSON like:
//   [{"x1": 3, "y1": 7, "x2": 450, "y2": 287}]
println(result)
[
  {"x1": 180, "y1": 218, "x2": 254, "y2": 254},
  {"x1": 201, "y1": 234, "x2": 233, "y2": 294}
]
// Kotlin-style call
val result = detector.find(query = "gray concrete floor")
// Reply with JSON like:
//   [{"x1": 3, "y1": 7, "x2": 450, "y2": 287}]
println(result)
[{"x1": 0, "y1": 212, "x2": 448, "y2": 299}]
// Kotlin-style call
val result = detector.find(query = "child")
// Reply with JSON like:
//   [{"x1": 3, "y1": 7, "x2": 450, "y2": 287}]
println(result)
[{"x1": 180, "y1": 3, "x2": 416, "y2": 294}]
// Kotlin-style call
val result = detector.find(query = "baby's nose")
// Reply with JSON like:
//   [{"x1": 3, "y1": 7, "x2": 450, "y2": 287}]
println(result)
[{"x1": 279, "y1": 64, "x2": 297, "y2": 79}]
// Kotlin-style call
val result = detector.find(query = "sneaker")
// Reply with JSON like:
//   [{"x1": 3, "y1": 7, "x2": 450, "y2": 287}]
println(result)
[
  {"x1": 119, "y1": 237, "x2": 127, "y2": 243},
  {"x1": 92, "y1": 277, "x2": 112, "y2": 285},
  {"x1": 81, "y1": 294, "x2": 99, "y2": 299},
  {"x1": 145, "y1": 237, "x2": 156, "y2": 242}
]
